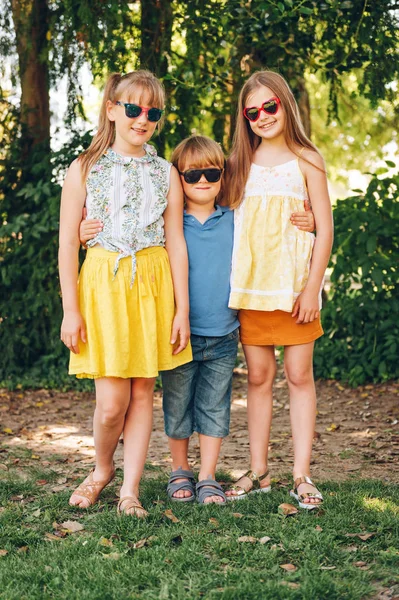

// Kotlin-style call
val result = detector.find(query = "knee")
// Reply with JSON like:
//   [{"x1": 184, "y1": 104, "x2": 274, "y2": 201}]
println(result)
[
  {"x1": 131, "y1": 378, "x2": 156, "y2": 407},
  {"x1": 98, "y1": 404, "x2": 126, "y2": 428},
  {"x1": 285, "y1": 366, "x2": 313, "y2": 388},
  {"x1": 248, "y1": 364, "x2": 276, "y2": 388}
]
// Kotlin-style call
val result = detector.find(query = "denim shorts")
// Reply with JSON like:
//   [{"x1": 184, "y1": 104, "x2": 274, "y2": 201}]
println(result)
[{"x1": 161, "y1": 327, "x2": 239, "y2": 439}]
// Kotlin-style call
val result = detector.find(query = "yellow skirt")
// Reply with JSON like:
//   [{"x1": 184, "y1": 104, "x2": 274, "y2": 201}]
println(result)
[{"x1": 69, "y1": 246, "x2": 192, "y2": 379}]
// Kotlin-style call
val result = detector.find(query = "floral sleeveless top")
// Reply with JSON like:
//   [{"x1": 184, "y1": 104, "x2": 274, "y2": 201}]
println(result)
[
  {"x1": 229, "y1": 159, "x2": 321, "y2": 312},
  {"x1": 85, "y1": 144, "x2": 171, "y2": 285}
]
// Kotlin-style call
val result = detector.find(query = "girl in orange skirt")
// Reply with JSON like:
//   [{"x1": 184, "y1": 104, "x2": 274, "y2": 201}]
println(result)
[
  {"x1": 58, "y1": 71, "x2": 192, "y2": 517},
  {"x1": 224, "y1": 71, "x2": 334, "y2": 508}
]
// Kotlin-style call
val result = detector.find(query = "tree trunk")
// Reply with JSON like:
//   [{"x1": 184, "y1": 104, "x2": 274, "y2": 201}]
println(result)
[
  {"x1": 11, "y1": 0, "x2": 50, "y2": 151},
  {"x1": 140, "y1": 0, "x2": 173, "y2": 155},
  {"x1": 140, "y1": 0, "x2": 173, "y2": 77}
]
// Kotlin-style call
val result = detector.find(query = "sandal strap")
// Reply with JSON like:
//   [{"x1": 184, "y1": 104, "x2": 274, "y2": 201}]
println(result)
[
  {"x1": 196, "y1": 479, "x2": 226, "y2": 503},
  {"x1": 293, "y1": 475, "x2": 323, "y2": 502},
  {"x1": 168, "y1": 468, "x2": 195, "y2": 484},
  {"x1": 117, "y1": 496, "x2": 148, "y2": 515},
  {"x1": 227, "y1": 469, "x2": 270, "y2": 494},
  {"x1": 71, "y1": 468, "x2": 115, "y2": 504}
]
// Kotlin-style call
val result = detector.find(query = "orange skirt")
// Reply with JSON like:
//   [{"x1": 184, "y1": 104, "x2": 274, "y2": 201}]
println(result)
[{"x1": 239, "y1": 309, "x2": 323, "y2": 346}]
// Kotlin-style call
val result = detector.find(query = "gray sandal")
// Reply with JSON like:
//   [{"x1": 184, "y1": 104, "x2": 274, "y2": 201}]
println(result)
[
  {"x1": 196, "y1": 478, "x2": 227, "y2": 505},
  {"x1": 167, "y1": 467, "x2": 196, "y2": 502}
]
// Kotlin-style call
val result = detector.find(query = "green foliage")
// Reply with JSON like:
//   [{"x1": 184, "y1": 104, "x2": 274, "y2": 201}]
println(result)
[
  {"x1": 0, "y1": 133, "x2": 94, "y2": 390},
  {"x1": 314, "y1": 167, "x2": 399, "y2": 386}
]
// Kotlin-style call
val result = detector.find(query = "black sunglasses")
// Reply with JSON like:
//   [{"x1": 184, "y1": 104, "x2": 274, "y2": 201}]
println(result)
[
  {"x1": 115, "y1": 101, "x2": 163, "y2": 122},
  {"x1": 179, "y1": 168, "x2": 223, "y2": 184}
]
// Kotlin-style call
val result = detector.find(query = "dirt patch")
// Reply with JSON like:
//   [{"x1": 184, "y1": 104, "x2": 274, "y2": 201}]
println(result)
[{"x1": 0, "y1": 367, "x2": 398, "y2": 484}]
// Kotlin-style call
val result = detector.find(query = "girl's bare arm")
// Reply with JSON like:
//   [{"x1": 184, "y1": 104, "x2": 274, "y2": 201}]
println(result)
[
  {"x1": 59, "y1": 159, "x2": 87, "y2": 353},
  {"x1": 293, "y1": 151, "x2": 334, "y2": 323},
  {"x1": 163, "y1": 166, "x2": 190, "y2": 354}
]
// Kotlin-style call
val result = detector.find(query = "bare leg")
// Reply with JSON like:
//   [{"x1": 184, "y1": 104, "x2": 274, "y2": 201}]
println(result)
[
  {"x1": 168, "y1": 437, "x2": 192, "y2": 499},
  {"x1": 284, "y1": 342, "x2": 321, "y2": 505},
  {"x1": 198, "y1": 434, "x2": 223, "y2": 503},
  {"x1": 118, "y1": 377, "x2": 156, "y2": 512},
  {"x1": 70, "y1": 377, "x2": 131, "y2": 507},
  {"x1": 226, "y1": 345, "x2": 275, "y2": 497}
]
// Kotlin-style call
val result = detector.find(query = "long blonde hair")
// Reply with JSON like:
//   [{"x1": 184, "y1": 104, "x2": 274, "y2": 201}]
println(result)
[
  {"x1": 171, "y1": 135, "x2": 226, "y2": 204},
  {"x1": 79, "y1": 70, "x2": 165, "y2": 181},
  {"x1": 224, "y1": 70, "x2": 320, "y2": 209}
]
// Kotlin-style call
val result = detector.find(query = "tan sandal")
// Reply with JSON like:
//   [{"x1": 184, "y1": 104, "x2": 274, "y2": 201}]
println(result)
[
  {"x1": 290, "y1": 475, "x2": 323, "y2": 510},
  {"x1": 225, "y1": 469, "x2": 271, "y2": 501},
  {"x1": 117, "y1": 495, "x2": 148, "y2": 519},
  {"x1": 69, "y1": 467, "x2": 115, "y2": 507}
]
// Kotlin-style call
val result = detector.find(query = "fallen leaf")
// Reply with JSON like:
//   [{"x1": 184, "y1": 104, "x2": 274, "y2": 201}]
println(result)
[
  {"x1": 326, "y1": 423, "x2": 340, "y2": 432},
  {"x1": 51, "y1": 484, "x2": 68, "y2": 492},
  {"x1": 0, "y1": 549, "x2": 8, "y2": 557},
  {"x1": 232, "y1": 512, "x2": 243, "y2": 518},
  {"x1": 99, "y1": 537, "x2": 113, "y2": 547},
  {"x1": 101, "y1": 552, "x2": 123, "y2": 560},
  {"x1": 2, "y1": 428, "x2": 13, "y2": 435},
  {"x1": 320, "y1": 566, "x2": 336, "y2": 570},
  {"x1": 281, "y1": 582, "x2": 300, "y2": 589},
  {"x1": 44, "y1": 533, "x2": 64, "y2": 542},
  {"x1": 209, "y1": 518, "x2": 219, "y2": 526},
  {"x1": 132, "y1": 538, "x2": 150, "y2": 549},
  {"x1": 345, "y1": 532, "x2": 376, "y2": 541},
  {"x1": 17, "y1": 546, "x2": 29, "y2": 554},
  {"x1": 0, "y1": 464, "x2": 8, "y2": 471},
  {"x1": 31, "y1": 455, "x2": 40, "y2": 460},
  {"x1": 36, "y1": 479, "x2": 47, "y2": 486},
  {"x1": 345, "y1": 545, "x2": 358, "y2": 552},
  {"x1": 59, "y1": 520, "x2": 84, "y2": 533},
  {"x1": 278, "y1": 503, "x2": 298, "y2": 517},
  {"x1": 354, "y1": 561, "x2": 367, "y2": 567},
  {"x1": 315, "y1": 525, "x2": 323, "y2": 532},
  {"x1": 259, "y1": 536, "x2": 271, "y2": 544},
  {"x1": 238, "y1": 536, "x2": 257, "y2": 543},
  {"x1": 163, "y1": 509, "x2": 179, "y2": 523},
  {"x1": 32, "y1": 508, "x2": 41, "y2": 517},
  {"x1": 280, "y1": 563, "x2": 297, "y2": 572}
]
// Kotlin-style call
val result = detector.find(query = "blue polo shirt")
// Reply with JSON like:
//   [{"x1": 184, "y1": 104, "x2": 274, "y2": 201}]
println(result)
[{"x1": 184, "y1": 205, "x2": 239, "y2": 337}]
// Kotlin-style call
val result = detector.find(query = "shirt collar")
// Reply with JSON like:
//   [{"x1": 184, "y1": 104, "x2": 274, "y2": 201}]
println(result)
[{"x1": 105, "y1": 143, "x2": 157, "y2": 165}]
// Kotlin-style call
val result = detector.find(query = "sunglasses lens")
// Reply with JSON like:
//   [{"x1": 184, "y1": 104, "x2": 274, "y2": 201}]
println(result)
[
  {"x1": 125, "y1": 103, "x2": 142, "y2": 118},
  {"x1": 184, "y1": 170, "x2": 201, "y2": 184},
  {"x1": 147, "y1": 108, "x2": 163, "y2": 122},
  {"x1": 203, "y1": 169, "x2": 222, "y2": 182},
  {"x1": 245, "y1": 108, "x2": 260, "y2": 121},
  {"x1": 263, "y1": 99, "x2": 279, "y2": 114}
]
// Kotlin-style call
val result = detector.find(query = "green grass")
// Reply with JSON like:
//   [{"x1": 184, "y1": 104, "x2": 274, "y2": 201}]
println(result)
[{"x1": 0, "y1": 468, "x2": 398, "y2": 599}]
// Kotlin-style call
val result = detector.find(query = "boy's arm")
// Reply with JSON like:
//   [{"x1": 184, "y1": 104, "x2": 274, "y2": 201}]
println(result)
[
  {"x1": 79, "y1": 207, "x2": 103, "y2": 246},
  {"x1": 290, "y1": 200, "x2": 315, "y2": 232}
]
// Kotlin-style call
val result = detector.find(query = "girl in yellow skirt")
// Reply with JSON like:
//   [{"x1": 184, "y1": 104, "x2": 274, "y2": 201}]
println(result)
[
  {"x1": 224, "y1": 71, "x2": 334, "y2": 508},
  {"x1": 58, "y1": 71, "x2": 192, "y2": 517}
]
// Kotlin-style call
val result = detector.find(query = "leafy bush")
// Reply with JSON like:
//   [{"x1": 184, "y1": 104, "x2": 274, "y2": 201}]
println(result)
[
  {"x1": 314, "y1": 166, "x2": 399, "y2": 386},
  {"x1": 0, "y1": 134, "x2": 93, "y2": 390}
]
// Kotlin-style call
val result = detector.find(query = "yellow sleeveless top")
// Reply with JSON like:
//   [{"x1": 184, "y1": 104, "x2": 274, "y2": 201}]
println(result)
[{"x1": 229, "y1": 158, "x2": 320, "y2": 312}]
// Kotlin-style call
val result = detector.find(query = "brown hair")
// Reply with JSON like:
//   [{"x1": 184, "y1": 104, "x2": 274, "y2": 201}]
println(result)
[
  {"x1": 171, "y1": 135, "x2": 226, "y2": 204},
  {"x1": 224, "y1": 70, "x2": 321, "y2": 209},
  {"x1": 79, "y1": 70, "x2": 165, "y2": 181}
]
